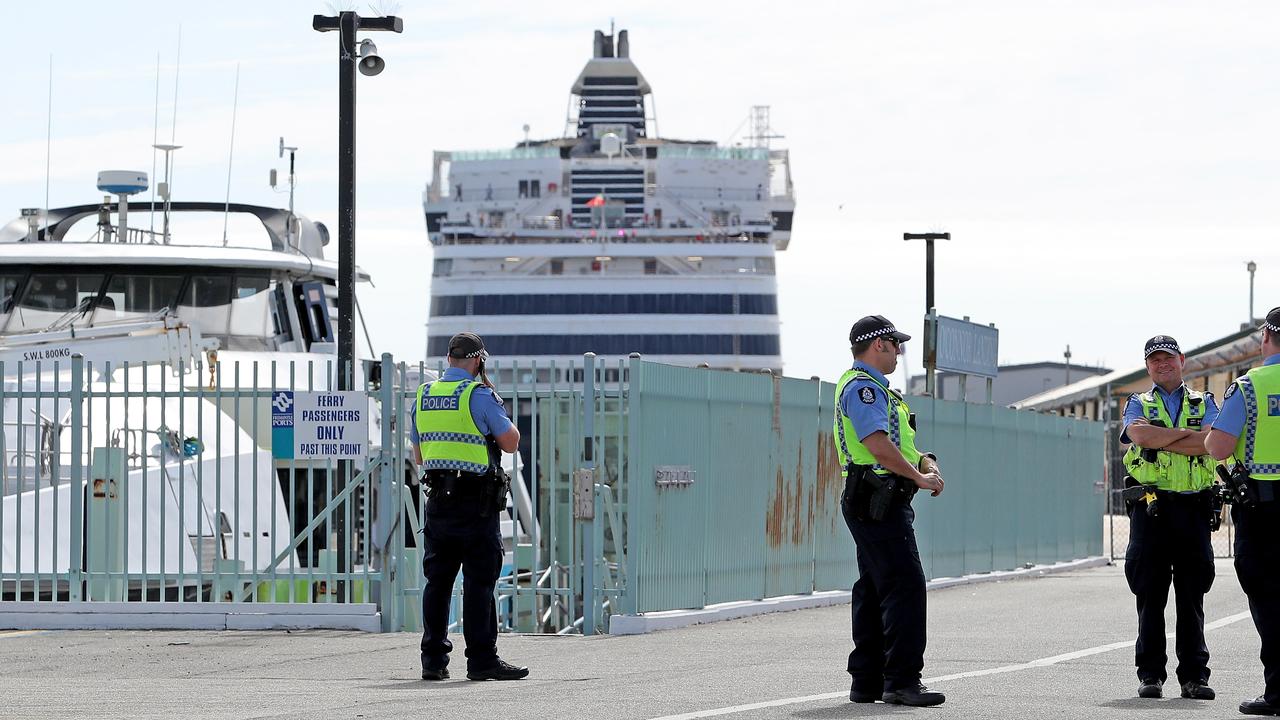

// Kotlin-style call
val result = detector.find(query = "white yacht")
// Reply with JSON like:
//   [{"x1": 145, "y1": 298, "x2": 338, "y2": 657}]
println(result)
[
  {"x1": 423, "y1": 27, "x2": 796, "y2": 381},
  {"x1": 0, "y1": 192, "x2": 378, "y2": 596}
]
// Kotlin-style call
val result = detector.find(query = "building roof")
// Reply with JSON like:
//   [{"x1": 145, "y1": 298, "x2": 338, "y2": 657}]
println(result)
[
  {"x1": 1012, "y1": 325, "x2": 1260, "y2": 411},
  {"x1": 909, "y1": 360, "x2": 1110, "y2": 384}
]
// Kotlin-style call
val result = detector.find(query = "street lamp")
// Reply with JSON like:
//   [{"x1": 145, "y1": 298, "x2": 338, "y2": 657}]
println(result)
[
  {"x1": 312, "y1": 10, "x2": 402, "y2": 603},
  {"x1": 1248, "y1": 260, "x2": 1258, "y2": 325}
]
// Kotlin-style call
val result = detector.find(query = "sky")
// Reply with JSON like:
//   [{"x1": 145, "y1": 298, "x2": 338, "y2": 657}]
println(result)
[{"x1": 3, "y1": 1, "x2": 1278, "y2": 387}]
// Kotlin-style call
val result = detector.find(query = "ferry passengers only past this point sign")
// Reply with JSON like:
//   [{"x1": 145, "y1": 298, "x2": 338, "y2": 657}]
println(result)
[{"x1": 271, "y1": 391, "x2": 368, "y2": 459}]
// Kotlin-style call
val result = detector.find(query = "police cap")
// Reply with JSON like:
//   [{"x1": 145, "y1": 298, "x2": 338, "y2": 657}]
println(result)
[
  {"x1": 1143, "y1": 335, "x2": 1181, "y2": 358},
  {"x1": 849, "y1": 315, "x2": 911, "y2": 346},
  {"x1": 448, "y1": 332, "x2": 489, "y2": 361},
  {"x1": 1265, "y1": 307, "x2": 1280, "y2": 334}
]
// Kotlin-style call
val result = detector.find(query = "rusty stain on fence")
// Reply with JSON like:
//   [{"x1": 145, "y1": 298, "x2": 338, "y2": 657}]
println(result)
[
  {"x1": 814, "y1": 432, "x2": 843, "y2": 529},
  {"x1": 766, "y1": 446, "x2": 814, "y2": 548}
]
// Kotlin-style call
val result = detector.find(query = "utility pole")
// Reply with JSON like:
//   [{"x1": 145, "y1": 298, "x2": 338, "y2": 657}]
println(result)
[
  {"x1": 904, "y1": 231, "x2": 950, "y2": 395},
  {"x1": 312, "y1": 9, "x2": 401, "y2": 602}
]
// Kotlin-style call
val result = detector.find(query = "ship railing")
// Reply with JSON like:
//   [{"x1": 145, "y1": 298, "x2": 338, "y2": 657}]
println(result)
[
  {"x1": 433, "y1": 232, "x2": 773, "y2": 247},
  {"x1": 90, "y1": 224, "x2": 167, "y2": 245}
]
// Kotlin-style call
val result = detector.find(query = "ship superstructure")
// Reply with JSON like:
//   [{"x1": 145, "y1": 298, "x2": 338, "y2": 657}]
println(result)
[{"x1": 423, "y1": 28, "x2": 796, "y2": 380}]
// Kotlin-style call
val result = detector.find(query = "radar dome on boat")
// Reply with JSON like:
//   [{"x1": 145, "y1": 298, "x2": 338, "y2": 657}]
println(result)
[{"x1": 96, "y1": 170, "x2": 148, "y2": 195}]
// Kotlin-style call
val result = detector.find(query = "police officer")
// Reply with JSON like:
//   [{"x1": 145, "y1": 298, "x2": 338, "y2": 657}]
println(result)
[
  {"x1": 414, "y1": 332, "x2": 528, "y2": 682},
  {"x1": 835, "y1": 315, "x2": 946, "y2": 707},
  {"x1": 1119, "y1": 335, "x2": 1219, "y2": 700},
  {"x1": 1206, "y1": 307, "x2": 1280, "y2": 715}
]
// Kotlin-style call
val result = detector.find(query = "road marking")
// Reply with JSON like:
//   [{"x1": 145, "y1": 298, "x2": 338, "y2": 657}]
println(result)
[
  {"x1": 646, "y1": 610, "x2": 1253, "y2": 720},
  {"x1": 0, "y1": 630, "x2": 43, "y2": 639}
]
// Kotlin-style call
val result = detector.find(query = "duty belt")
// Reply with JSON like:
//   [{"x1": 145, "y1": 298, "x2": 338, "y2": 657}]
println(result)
[{"x1": 423, "y1": 470, "x2": 491, "y2": 497}]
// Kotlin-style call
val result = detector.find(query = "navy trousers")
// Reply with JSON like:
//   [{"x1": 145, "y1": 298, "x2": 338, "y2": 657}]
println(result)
[
  {"x1": 842, "y1": 489, "x2": 927, "y2": 693},
  {"x1": 1124, "y1": 491, "x2": 1214, "y2": 685},
  {"x1": 419, "y1": 501, "x2": 503, "y2": 673},
  {"x1": 1234, "y1": 500, "x2": 1280, "y2": 704}
]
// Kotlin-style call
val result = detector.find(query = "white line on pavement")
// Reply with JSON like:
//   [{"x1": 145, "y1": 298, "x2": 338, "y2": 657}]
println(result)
[{"x1": 645, "y1": 610, "x2": 1253, "y2": 720}]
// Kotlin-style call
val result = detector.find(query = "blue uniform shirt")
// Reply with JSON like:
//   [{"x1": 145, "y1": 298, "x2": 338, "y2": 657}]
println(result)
[
  {"x1": 840, "y1": 361, "x2": 893, "y2": 442},
  {"x1": 1211, "y1": 353, "x2": 1280, "y2": 438},
  {"x1": 411, "y1": 367, "x2": 515, "y2": 444},
  {"x1": 1120, "y1": 384, "x2": 1219, "y2": 444}
]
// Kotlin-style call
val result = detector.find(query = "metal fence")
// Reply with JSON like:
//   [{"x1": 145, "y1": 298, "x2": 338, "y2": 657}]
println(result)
[
  {"x1": 621, "y1": 365, "x2": 1105, "y2": 617},
  {"x1": 1, "y1": 353, "x2": 1105, "y2": 634}
]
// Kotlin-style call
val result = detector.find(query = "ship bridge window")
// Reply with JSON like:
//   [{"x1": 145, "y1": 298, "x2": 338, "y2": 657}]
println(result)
[
  {"x1": 7, "y1": 273, "x2": 105, "y2": 333},
  {"x1": 230, "y1": 274, "x2": 272, "y2": 340},
  {"x1": 179, "y1": 276, "x2": 232, "y2": 338},
  {"x1": 0, "y1": 271, "x2": 24, "y2": 331},
  {"x1": 93, "y1": 274, "x2": 184, "y2": 325}
]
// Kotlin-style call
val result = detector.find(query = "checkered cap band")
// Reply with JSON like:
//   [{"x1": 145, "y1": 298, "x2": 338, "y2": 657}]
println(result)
[
  {"x1": 853, "y1": 326, "x2": 898, "y2": 343},
  {"x1": 1145, "y1": 342, "x2": 1179, "y2": 357},
  {"x1": 1266, "y1": 321, "x2": 1280, "y2": 334}
]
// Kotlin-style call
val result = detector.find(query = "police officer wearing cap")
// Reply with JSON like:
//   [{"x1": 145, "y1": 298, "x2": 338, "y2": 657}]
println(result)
[
  {"x1": 1119, "y1": 335, "x2": 1219, "y2": 701},
  {"x1": 1206, "y1": 307, "x2": 1280, "y2": 715},
  {"x1": 834, "y1": 315, "x2": 946, "y2": 707},
  {"x1": 414, "y1": 332, "x2": 528, "y2": 682}
]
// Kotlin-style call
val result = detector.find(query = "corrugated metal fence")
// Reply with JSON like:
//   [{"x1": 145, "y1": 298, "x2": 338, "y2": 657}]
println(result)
[{"x1": 621, "y1": 362, "x2": 1104, "y2": 617}]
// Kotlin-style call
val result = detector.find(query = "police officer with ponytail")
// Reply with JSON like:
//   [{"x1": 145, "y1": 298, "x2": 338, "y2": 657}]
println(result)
[
  {"x1": 414, "y1": 332, "x2": 528, "y2": 682},
  {"x1": 1119, "y1": 335, "x2": 1218, "y2": 701},
  {"x1": 835, "y1": 315, "x2": 946, "y2": 707},
  {"x1": 1206, "y1": 307, "x2": 1280, "y2": 715}
]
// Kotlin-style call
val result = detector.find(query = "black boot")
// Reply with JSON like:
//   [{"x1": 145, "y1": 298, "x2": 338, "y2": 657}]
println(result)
[
  {"x1": 466, "y1": 658, "x2": 529, "y2": 681},
  {"x1": 882, "y1": 683, "x2": 946, "y2": 707}
]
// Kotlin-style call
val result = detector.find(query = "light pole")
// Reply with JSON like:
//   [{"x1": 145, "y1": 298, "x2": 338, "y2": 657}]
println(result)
[
  {"x1": 313, "y1": 10, "x2": 401, "y2": 602},
  {"x1": 1248, "y1": 260, "x2": 1257, "y2": 325},
  {"x1": 904, "y1": 231, "x2": 950, "y2": 395}
]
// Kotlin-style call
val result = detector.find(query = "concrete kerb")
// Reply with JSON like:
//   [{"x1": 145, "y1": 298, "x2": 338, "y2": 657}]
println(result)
[
  {"x1": 608, "y1": 556, "x2": 1109, "y2": 635},
  {"x1": 0, "y1": 601, "x2": 381, "y2": 632}
]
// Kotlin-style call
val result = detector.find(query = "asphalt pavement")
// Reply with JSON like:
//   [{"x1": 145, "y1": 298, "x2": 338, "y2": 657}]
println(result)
[{"x1": 1, "y1": 559, "x2": 1266, "y2": 719}]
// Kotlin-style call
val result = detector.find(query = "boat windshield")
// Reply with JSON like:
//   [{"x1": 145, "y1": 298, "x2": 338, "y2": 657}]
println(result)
[{"x1": 0, "y1": 266, "x2": 296, "y2": 352}]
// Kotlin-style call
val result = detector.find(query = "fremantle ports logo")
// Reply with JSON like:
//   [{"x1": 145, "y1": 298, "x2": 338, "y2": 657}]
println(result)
[{"x1": 272, "y1": 391, "x2": 294, "y2": 427}]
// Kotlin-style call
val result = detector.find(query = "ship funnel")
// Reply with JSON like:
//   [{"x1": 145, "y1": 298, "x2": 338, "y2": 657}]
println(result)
[{"x1": 617, "y1": 30, "x2": 629, "y2": 57}]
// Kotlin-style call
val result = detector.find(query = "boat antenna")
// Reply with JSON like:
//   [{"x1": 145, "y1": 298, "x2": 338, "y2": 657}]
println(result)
[
  {"x1": 170, "y1": 25, "x2": 181, "y2": 145},
  {"x1": 149, "y1": 51, "x2": 161, "y2": 236},
  {"x1": 276, "y1": 137, "x2": 300, "y2": 250},
  {"x1": 221, "y1": 62, "x2": 240, "y2": 247},
  {"x1": 44, "y1": 54, "x2": 53, "y2": 216},
  {"x1": 164, "y1": 26, "x2": 182, "y2": 240}
]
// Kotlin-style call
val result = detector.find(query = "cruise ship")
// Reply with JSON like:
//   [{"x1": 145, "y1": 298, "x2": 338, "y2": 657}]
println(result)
[{"x1": 422, "y1": 27, "x2": 795, "y2": 380}]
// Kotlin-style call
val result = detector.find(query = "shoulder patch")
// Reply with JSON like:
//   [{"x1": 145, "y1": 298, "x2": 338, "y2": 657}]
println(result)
[
  {"x1": 859, "y1": 386, "x2": 877, "y2": 404},
  {"x1": 1225, "y1": 383, "x2": 1238, "y2": 400}
]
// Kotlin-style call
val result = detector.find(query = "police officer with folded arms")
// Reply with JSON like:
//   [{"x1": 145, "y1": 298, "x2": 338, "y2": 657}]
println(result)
[
  {"x1": 1206, "y1": 307, "x2": 1280, "y2": 715},
  {"x1": 834, "y1": 315, "x2": 946, "y2": 707},
  {"x1": 414, "y1": 332, "x2": 528, "y2": 682},
  {"x1": 1119, "y1": 335, "x2": 1219, "y2": 701}
]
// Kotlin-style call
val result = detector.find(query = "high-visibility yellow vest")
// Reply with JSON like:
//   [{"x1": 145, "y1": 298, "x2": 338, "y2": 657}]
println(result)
[
  {"x1": 834, "y1": 368, "x2": 922, "y2": 478},
  {"x1": 1122, "y1": 387, "x2": 1216, "y2": 492},
  {"x1": 1228, "y1": 365, "x2": 1280, "y2": 481},
  {"x1": 414, "y1": 380, "x2": 491, "y2": 474}
]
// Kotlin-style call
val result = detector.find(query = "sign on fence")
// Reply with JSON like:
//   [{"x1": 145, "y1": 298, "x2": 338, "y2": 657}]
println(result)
[{"x1": 271, "y1": 390, "x2": 368, "y2": 459}]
